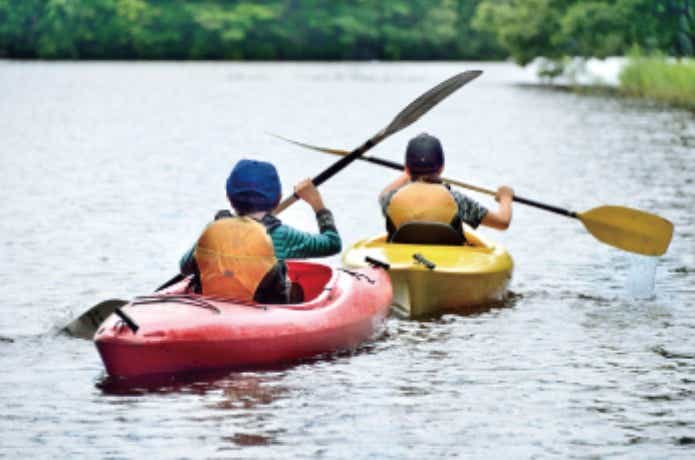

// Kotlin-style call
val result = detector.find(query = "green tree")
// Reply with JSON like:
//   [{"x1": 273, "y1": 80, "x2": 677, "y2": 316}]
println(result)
[
  {"x1": 473, "y1": 0, "x2": 569, "y2": 65},
  {"x1": 474, "y1": 0, "x2": 694, "y2": 64}
]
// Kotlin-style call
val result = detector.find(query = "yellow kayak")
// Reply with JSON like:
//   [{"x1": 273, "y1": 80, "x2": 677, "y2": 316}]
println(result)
[{"x1": 343, "y1": 226, "x2": 513, "y2": 317}]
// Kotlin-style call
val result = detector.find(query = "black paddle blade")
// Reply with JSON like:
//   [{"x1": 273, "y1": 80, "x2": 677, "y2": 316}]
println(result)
[
  {"x1": 383, "y1": 70, "x2": 482, "y2": 138},
  {"x1": 63, "y1": 299, "x2": 128, "y2": 340},
  {"x1": 155, "y1": 273, "x2": 185, "y2": 292}
]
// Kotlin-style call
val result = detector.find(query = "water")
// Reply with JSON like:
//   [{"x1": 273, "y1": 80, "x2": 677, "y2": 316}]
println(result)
[{"x1": 1, "y1": 61, "x2": 694, "y2": 459}]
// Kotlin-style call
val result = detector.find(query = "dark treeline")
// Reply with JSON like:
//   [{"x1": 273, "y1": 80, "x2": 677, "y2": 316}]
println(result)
[
  {"x1": 0, "y1": 0, "x2": 503, "y2": 60},
  {"x1": 0, "y1": 0, "x2": 692, "y2": 61},
  {"x1": 475, "y1": 0, "x2": 694, "y2": 64}
]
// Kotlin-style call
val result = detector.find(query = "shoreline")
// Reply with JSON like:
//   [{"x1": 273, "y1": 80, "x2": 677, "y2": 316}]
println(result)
[{"x1": 524, "y1": 56, "x2": 695, "y2": 112}]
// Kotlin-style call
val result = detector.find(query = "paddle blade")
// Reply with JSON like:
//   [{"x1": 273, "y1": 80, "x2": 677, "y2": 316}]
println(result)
[
  {"x1": 578, "y1": 206, "x2": 674, "y2": 256},
  {"x1": 383, "y1": 70, "x2": 482, "y2": 137},
  {"x1": 63, "y1": 299, "x2": 128, "y2": 340},
  {"x1": 273, "y1": 70, "x2": 482, "y2": 214},
  {"x1": 270, "y1": 133, "x2": 350, "y2": 156}
]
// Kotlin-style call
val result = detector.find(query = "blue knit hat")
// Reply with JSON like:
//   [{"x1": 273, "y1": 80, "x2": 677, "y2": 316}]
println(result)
[
  {"x1": 405, "y1": 133, "x2": 444, "y2": 175},
  {"x1": 226, "y1": 159, "x2": 282, "y2": 213}
]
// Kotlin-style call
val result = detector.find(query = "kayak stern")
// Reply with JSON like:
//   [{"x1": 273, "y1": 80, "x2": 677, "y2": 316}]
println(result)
[{"x1": 343, "y1": 228, "x2": 513, "y2": 317}]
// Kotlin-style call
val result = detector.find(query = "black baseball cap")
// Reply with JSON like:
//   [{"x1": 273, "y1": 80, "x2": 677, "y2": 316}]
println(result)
[{"x1": 405, "y1": 133, "x2": 444, "y2": 175}]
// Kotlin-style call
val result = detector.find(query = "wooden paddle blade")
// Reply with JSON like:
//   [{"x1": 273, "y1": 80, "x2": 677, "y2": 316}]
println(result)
[
  {"x1": 273, "y1": 133, "x2": 499, "y2": 197},
  {"x1": 578, "y1": 205, "x2": 674, "y2": 256},
  {"x1": 384, "y1": 70, "x2": 482, "y2": 137},
  {"x1": 270, "y1": 133, "x2": 350, "y2": 156},
  {"x1": 63, "y1": 299, "x2": 128, "y2": 340}
]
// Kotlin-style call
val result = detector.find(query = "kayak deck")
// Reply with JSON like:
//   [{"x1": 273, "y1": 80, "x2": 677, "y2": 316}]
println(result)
[
  {"x1": 343, "y1": 227, "x2": 513, "y2": 317},
  {"x1": 94, "y1": 261, "x2": 392, "y2": 378}
]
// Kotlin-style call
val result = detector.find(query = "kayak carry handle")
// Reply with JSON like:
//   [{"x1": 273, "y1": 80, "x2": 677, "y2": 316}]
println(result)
[
  {"x1": 114, "y1": 307, "x2": 139, "y2": 334},
  {"x1": 365, "y1": 256, "x2": 390, "y2": 270},
  {"x1": 413, "y1": 253, "x2": 436, "y2": 270}
]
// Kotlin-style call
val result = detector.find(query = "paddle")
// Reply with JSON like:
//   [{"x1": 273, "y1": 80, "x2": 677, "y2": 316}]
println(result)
[
  {"x1": 64, "y1": 70, "x2": 482, "y2": 339},
  {"x1": 272, "y1": 70, "x2": 482, "y2": 214},
  {"x1": 63, "y1": 273, "x2": 185, "y2": 340},
  {"x1": 271, "y1": 135, "x2": 674, "y2": 256},
  {"x1": 64, "y1": 299, "x2": 128, "y2": 340}
]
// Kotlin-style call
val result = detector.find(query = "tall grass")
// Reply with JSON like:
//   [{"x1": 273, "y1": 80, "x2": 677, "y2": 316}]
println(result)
[{"x1": 619, "y1": 57, "x2": 695, "y2": 110}]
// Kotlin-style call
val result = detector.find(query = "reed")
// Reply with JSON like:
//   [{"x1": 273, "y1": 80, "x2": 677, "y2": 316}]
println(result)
[{"x1": 619, "y1": 56, "x2": 695, "y2": 111}]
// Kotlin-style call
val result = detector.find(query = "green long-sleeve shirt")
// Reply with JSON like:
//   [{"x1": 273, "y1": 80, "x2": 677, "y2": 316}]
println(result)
[{"x1": 269, "y1": 209, "x2": 341, "y2": 261}]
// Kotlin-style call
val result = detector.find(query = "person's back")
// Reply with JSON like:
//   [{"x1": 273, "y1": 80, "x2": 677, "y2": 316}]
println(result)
[
  {"x1": 379, "y1": 133, "x2": 514, "y2": 244},
  {"x1": 180, "y1": 159, "x2": 341, "y2": 303},
  {"x1": 194, "y1": 216, "x2": 277, "y2": 299}
]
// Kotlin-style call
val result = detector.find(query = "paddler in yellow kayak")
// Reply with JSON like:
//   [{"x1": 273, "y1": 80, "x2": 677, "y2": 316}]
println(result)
[
  {"x1": 379, "y1": 133, "x2": 514, "y2": 244},
  {"x1": 179, "y1": 159, "x2": 341, "y2": 303}
]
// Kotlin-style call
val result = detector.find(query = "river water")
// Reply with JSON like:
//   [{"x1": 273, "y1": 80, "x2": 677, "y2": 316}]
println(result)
[{"x1": 1, "y1": 61, "x2": 693, "y2": 459}]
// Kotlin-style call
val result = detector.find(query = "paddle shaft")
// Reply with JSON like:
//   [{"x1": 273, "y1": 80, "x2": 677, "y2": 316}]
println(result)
[
  {"x1": 273, "y1": 135, "x2": 674, "y2": 256},
  {"x1": 274, "y1": 134, "x2": 383, "y2": 213},
  {"x1": 347, "y1": 153, "x2": 580, "y2": 219},
  {"x1": 273, "y1": 70, "x2": 482, "y2": 214}
]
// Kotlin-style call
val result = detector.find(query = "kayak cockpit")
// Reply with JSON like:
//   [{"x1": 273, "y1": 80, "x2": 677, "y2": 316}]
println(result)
[
  {"x1": 358, "y1": 224, "x2": 495, "y2": 249},
  {"x1": 286, "y1": 261, "x2": 334, "y2": 303}
]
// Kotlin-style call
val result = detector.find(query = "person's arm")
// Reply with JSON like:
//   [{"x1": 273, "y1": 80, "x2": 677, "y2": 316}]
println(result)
[
  {"x1": 276, "y1": 179, "x2": 340, "y2": 258},
  {"x1": 294, "y1": 178, "x2": 326, "y2": 213},
  {"x1": 273, "y1": 215, "x2": 341, "y2": 259},
  {"x1": 480, "y1": 186, "x2": 513, "y2": 230}
]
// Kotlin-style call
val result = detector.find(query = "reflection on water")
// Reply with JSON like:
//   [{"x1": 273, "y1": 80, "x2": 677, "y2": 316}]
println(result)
[
  {"x1": 99, "y1": 370, "x2": 290, "y2": 447},
  {"x1": 97, "y1": 368, "x2": 287, "y2": 398}
]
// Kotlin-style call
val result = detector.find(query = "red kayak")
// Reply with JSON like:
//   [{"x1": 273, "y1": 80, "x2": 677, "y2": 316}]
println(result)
[{"x1": 94, "y1": 261, "x2": 392, "y2": 378}]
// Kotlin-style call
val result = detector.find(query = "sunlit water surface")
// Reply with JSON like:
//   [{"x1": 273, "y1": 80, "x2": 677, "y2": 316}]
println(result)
[{"x1": 1, "y1": 61, "x2": 694, "y2": 459}]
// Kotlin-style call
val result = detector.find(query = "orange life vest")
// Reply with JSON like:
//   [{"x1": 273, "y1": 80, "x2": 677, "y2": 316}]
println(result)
[
  {"x1": 386, "y1": 182, "x2": 459, "y2": 230},
  {"x1": 194, "y1": 217, "x2": 277, "y2": 300}
]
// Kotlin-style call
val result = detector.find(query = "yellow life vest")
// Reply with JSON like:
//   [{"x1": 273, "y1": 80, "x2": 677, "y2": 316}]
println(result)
[
  {"x1": 386, "y1": 182, "x2": 458, "y2": 230},
  {"x1": 194, "y1": 217, "x2": 277, "y2": 300}
]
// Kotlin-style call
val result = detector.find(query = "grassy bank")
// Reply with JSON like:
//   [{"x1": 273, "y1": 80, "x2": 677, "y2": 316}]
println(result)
[{"x1": 619, "y1": 57, "x2": 695, "y2": 111}]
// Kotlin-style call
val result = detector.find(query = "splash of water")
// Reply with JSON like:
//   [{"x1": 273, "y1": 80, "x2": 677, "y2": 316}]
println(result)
[{"x1": 625, "y1": 253, "x2": 658, "y2": 299}]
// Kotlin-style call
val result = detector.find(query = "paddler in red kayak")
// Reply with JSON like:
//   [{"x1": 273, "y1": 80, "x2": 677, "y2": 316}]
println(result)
[
  {"x1": 180, "y1": 159, "x2": 341, "y2": 303},
  {"x1": 379, "y1": 133, "x2": 513, "y2": 244}
]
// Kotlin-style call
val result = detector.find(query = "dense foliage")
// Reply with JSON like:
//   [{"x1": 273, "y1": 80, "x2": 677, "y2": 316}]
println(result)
[
  {"x1": 0, "y1": 0, "x2": 503, "y2": 59},
  {"x1": 474, "y1": 0, "x2": 694, "y2": 64},
  {"x1": 0, "y1": 1, "x2": 692, "y2": 62}
]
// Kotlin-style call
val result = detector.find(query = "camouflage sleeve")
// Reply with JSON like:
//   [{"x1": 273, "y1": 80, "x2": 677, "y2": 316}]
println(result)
[
  {"x1": 452, "y1": 190, "x2": 488, "y2": 228},
  {"x1": 378, "y1": 189, "x2": 398, "y2": 217},
  {"x1": 316, "y1": 208, "x2": 338, "y2": 233}
]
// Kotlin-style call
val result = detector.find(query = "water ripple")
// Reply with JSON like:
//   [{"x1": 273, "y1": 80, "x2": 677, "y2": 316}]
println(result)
[{"x1": 1, "y1": 61, "x2": 694, "y2": 459}]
